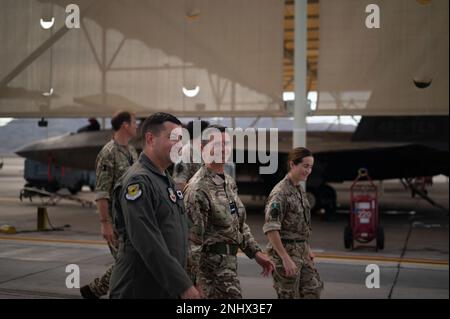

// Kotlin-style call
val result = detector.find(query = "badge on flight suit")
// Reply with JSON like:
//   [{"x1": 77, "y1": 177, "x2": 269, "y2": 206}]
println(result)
[
  {"x1": 125, "y1": 184, "x2": 142, "y2": 201},
  {"x1": 168, "y1": 187, "x2": 177, "y2": 203},
  {"x1": 176, "y1": 190, "x2": 184, "y2": 200}
]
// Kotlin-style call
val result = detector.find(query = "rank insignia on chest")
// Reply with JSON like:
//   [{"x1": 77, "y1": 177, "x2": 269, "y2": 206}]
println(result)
[
  {"x1": 168, "y1": 187, "x2": 177, "y2": 203},
  {"x1": 229, "y1": 201, "x2": 237, "y2": 215},
  {"x1": 176, "y1": 190, "x2": 184, "y2": 200},
  {"x1": 125, "y1": 184, "x2": 142, "y2": 201}
]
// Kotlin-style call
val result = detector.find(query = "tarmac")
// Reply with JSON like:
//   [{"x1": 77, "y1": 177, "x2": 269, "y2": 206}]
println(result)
[{"x1": 0, "y1": 157, "x2": 448, "y2": 299}]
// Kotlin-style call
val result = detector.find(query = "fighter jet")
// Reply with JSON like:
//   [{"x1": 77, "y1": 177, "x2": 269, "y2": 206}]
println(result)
[{"x1": 15, "y1": 115, "x2": 449, "y2": 213}]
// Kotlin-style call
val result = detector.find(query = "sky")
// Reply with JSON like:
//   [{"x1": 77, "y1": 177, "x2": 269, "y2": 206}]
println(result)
[{"x1": 0, "y1": 118, "x2": 13, "y2": 127}]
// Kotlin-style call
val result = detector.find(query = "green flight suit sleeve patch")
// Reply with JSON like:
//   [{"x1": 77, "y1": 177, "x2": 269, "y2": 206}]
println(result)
[{"x1": 125, "y1": 183, "x2": 142, "y2": 201}]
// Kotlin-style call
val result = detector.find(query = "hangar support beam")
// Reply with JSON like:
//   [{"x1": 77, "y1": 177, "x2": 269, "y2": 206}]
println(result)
[{"x1": 293, "y1": 0, "x2": 308, "y2": 148}]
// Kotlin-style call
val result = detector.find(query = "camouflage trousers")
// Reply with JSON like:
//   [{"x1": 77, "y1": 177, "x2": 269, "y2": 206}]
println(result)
[
  {"x1": 268, "y1": 242, "x2": 323, "y2": 299},
  {"x1": 197, "y1": 253, "x2": 242, "y2": 299},
  {"x1": 88, "y1": 241, "x2": 118, "y2": 298}
]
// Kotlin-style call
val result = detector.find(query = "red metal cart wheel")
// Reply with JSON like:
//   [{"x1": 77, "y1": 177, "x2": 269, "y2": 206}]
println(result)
[
  {"x1": 344, "y1": 225, "x2": 353, "y2": 250},
  {"x1": 376, "y1": 226, "x2": 385, "y2": 250}
]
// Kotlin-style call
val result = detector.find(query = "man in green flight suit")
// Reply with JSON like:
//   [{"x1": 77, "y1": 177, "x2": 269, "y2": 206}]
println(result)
[{"x1": 109, "y1": 112, "x2": 201, "y2": 299}]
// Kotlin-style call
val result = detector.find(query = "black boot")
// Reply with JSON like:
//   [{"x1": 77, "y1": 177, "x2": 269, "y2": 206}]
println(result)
[{"x1": 80, "y1": 285, "x2": 99, "y2": 299}]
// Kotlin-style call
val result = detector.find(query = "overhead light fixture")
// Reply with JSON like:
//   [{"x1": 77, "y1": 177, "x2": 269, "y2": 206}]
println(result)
[
  {"x1": 413, "y1": 78, "x2": 432, "y2": 89},
  {"x1": 42, "y1": 88, "x2": 54, "y2": 97},
  {"x1": 186, "y1": 9, "x2": 200, "y2": 22},
  {"x1": 182, "y1": 86, "x2": 200, "y2": 98},
  {"x1": 40, "y1": 17, "x2": 55, "y2": 29},
  {"x1": 283, "y1": 92, "x2": 295, "y2": 101}
]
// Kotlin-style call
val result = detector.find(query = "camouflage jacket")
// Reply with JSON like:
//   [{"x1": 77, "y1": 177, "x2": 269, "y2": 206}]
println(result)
[
  {"x1": 184, "y1": 165, "x2": 261, "y2": 275},
  {"x1": 263, "y1": 175, "x2": 312, "y2": 243},
  {"x1": 95, "y1": 139, "x2": 138, "y2": 208}
]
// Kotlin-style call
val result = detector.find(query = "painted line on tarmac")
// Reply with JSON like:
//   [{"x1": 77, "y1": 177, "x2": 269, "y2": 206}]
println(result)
[
  {"x1": 0, "y1": 288, "x2": 77, "y2": 299},
  {"x1": 1, "y1": 236, "x2": 447, "y2": 267},
  {"x1": 0, "y1": 197, "x2": 24, "y2": 203},
  {"x1": 237, "y1": 252, "x2": 448, "y2": 267},
  {"x1": 314, "y1": 253, "x2": 448, "y2": 266},
  {"x1": 0, "y1": 235, "x2": 106, "y2": 246}
]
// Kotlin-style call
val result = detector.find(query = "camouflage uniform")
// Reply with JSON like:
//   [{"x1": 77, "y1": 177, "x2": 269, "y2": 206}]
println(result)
[
  {"x1": 89, "y1": 139, "x2": 138, "y2": 297},
  {"x1": 172, "y1": 143, "x2": 202, "y2": 187},
  {"x1": 184, "y1": 165, "x2": 261, "y2": 299},
  {"x1": 263, "y1": 175, "x2": 323, "y2": 299}
]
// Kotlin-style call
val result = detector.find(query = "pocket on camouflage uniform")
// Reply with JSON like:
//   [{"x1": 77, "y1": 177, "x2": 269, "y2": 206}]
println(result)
[
  {"x1": 297, "y1": 259, "x2": 324, "y2": 299},
  {"x1": 200, "y1": 253, "x2": 224, "y2": 275}
]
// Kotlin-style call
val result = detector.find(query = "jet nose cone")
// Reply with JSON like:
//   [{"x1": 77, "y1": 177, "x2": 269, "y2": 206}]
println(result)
[
  {"x1": 15, "y1": 139, "x2": 50, "y2": 164},
  {"x1": 15, "y1": 140, "x2": 40, "y2": 157}
]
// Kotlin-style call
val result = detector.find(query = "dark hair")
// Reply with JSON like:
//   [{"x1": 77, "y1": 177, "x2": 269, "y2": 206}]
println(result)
[
  {"x1": 201, "y1": 124, "x2": 227, "y2": 146},
  {"x1": 140, "y1": 112, "x2": 181, "y2": 140},
  {"x1": 186, "y1": 120, "x2": 210, "y2": 140},
  {"x1": 111, "y1": 111, "x2": 133, "y2": 131},
  {"x1": 287, "y1": 147, "x2": 313, "y2": 170}
]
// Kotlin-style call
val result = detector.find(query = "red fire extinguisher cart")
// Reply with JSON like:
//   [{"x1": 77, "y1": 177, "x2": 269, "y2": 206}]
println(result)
[{"x1": 344, "y1": 168, "x2": 384, "y2": 251}]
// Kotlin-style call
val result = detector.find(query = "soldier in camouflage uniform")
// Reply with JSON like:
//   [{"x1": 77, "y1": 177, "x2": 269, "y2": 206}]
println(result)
[
  {"x1": 184, "y1": 125, "x2": 274, "y2": 299},
  {"x1": 263, "y1": 147, "x2": 323, "y2": 299},
  {"x1": 173, "y1": 120, "x2": 209, "y2": 190},
  {"x1": 80, "y1": 111, "x2": 138, "y2": 299}
]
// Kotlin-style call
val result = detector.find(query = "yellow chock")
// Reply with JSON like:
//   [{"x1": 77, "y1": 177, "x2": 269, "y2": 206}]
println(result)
[
  {"x1": 37, "y1": 206, "x2": 48, "y2": 231},
  {"x1": 0, "y1": 224, "x2": 17, "y2": 234}
]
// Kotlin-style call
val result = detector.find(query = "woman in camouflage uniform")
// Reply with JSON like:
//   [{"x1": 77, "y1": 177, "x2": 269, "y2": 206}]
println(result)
[
  {"x1": 184, "y1": 125, "x2": 274, "y2": 299},
  {"x1": 263, "y1": 147, "x2": 323, "y2": 299}
]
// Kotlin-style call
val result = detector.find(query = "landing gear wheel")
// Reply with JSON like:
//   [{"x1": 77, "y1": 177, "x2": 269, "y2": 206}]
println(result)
[
  {"x1": 309, "y1": 184, "x2": 337, "y2": 216},
  {"x1": 318, "y1": 184, "x2": 337, "y2": 216},
  {"x1": 68, "y1": 182, "x2": 83, "y2": 195},
  {"x1": 45, "y1": 182, "x2": 60, "y2": 193}
]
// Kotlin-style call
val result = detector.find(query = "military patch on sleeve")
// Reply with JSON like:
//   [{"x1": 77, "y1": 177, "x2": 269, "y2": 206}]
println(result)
[
  {"x1": 269, "y1": 202, "x2": 281, "y2": 220},
  {"x1": 125, "y1": 183, "x2": 142, "y2": 201}
]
